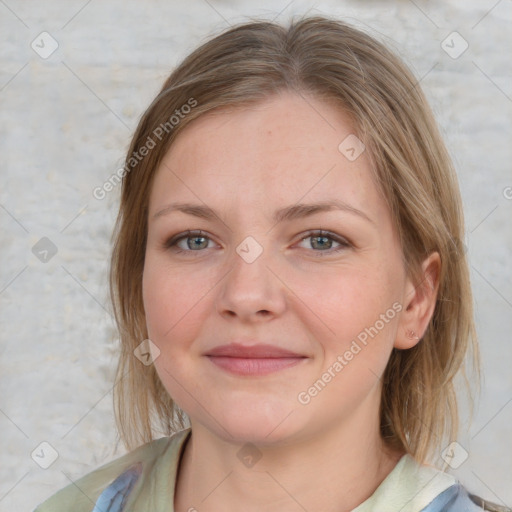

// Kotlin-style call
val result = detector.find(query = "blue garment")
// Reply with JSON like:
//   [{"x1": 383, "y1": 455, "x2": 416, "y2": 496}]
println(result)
[
  {"x1": 90, "y1": 459, "x2": 502, "y2": 512},
  {"x1": 91, "y1": 462, "x2": 142, "y2": 512},
  {"x1": 34, "y1": 428, "x2": 511, "y2": 512},
  {"x1": 422, "y1": 484, "x2": 496, "y2": 511}
]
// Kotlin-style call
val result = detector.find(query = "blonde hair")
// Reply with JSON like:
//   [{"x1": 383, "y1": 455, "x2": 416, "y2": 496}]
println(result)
[{"x1": 109, "y1": 15, "x2": 480, "y2": 463}]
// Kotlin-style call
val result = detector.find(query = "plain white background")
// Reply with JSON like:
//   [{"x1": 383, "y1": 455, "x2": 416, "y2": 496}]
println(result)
[{"x1": 1, "y1": 0, "x2": 511, "y2": 510}]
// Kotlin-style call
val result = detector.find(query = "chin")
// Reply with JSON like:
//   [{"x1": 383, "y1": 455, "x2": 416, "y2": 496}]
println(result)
[{"x1": 196, "y1": 401, "x2": 305, "y2": 447}]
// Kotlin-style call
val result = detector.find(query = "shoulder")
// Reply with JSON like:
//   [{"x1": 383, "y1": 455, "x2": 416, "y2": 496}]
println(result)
[
  {"x1": 468, "y1": 493, "x2": 512, "y2": 512},
  {"x1": 354, "y1": 454, "x2": 511, "y2": 512},
  {"x1": 421, "y1": 482, "x2": 512, "y2": 512},
  {"x1": 33, "y1": 429, "x2": 191, "y2": 512},
  {"x1": 395, "y1": 455, "x2": 512, "y2": 512}
]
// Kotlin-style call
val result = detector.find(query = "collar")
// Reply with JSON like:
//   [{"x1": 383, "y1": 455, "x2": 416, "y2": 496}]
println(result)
[
  {"x1": 352, "y1": 453, "x2": 456, "y2": 511},
  {"x1": 149, "y1": 428, "x2": 456, "y2": 512}
]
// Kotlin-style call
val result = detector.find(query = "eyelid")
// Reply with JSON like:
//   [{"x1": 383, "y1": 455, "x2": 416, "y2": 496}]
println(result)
[
  {"x1": 296, "y1": 229, "x2": 352, "y2": 252},
  {"x1": 163, "y1": 230, "x2": 216, "y2": 250},
  {"x1": 162, "y1": 229, "x2": 353, "y2": 254}
]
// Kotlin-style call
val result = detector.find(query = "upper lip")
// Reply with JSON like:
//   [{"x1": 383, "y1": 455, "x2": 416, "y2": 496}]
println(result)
[{"x1": 205, "y1": 343, "x2": 305, "y2": 358}]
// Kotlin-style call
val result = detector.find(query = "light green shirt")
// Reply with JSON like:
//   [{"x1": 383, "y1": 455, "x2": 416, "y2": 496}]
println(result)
[{"x1": 33, "y1": 428, "x2": 471, "y2": 512}]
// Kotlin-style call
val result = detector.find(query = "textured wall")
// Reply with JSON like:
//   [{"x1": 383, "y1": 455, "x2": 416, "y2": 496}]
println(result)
[{"x1": 1, "y1": 1, "x2": 511, "y2": 510}]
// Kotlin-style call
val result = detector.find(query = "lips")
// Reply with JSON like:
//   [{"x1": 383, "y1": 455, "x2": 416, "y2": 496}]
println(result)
[
  {"x1": 204, "y1": 343, "x2": 307, "y2": 376},
  {"x1": 205, "y1": 343, "x2": 304, "y2": 358}
]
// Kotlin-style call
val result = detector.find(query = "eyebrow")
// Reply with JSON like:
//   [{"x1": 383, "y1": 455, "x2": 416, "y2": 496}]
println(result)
[{"x1": 152, "y1": 200, "x2": 374, "y2": 225}]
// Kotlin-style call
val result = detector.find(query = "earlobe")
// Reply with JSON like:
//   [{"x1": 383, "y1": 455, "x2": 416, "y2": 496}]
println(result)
[
  {"x1": 394, "y1": 251, "x2": 441, "y2": 350},
  {"x1": 405, "y1": 329, "x2": 420, "y2": 341}
]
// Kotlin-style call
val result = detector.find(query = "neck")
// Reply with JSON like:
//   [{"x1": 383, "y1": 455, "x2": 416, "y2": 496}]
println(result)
[{"x1": 174, "y1": 408, "x2": 404, "y2": 512}]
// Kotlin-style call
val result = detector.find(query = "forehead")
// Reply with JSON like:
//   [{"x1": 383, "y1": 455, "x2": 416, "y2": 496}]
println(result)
[{"x1": 148, "y1": 92, "x2": 386, "y2": 223}]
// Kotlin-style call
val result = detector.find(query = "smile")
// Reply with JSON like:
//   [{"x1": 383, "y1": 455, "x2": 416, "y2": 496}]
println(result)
[
  {"x1": 204, "y1": 343, "x2": 308, "y2": 376},
  {"x1": 206, "y1": 355, "x2": 305, "y2": 376}
]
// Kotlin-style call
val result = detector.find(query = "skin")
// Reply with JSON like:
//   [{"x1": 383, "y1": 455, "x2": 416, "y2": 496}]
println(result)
[{"x1": 142, "y1": 91, "x2": 440, "y2": 512}]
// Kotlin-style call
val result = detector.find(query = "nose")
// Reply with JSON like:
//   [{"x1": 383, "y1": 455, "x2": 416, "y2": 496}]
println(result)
[{"x1": 215, "y1": 240, "x2": 287, "y2": 323}]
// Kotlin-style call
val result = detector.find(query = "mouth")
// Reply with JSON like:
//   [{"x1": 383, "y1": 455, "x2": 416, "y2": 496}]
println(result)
[{"x1": 204, "y1": 343, "x2": 307, "y2": 376}]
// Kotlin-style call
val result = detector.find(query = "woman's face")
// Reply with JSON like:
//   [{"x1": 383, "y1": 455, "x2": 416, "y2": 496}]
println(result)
[{"x1": 143, "y1": 92, "x2": 410, "y2": 446}]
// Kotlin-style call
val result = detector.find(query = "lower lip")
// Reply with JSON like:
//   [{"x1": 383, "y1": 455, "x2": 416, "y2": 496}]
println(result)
[{"x1": 206, "y1": 356, "x2": 305, "y2": 376}]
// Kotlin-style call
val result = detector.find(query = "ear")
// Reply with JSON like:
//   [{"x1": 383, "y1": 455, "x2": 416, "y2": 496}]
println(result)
[{"x1": 394, "y1": 251, "x2": 441, "y2": 350}]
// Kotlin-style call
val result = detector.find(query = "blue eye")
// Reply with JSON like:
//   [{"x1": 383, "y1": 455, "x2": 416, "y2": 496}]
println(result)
[
  {"x1": 163, "y1": 229, "x2": 351, "y2": 256},
  {"x1": 298, "y1": 230, "x2": 351, "y2": 255},
  {"x1": 164, "y1": 230, "x2": 214, "y2": 253}
]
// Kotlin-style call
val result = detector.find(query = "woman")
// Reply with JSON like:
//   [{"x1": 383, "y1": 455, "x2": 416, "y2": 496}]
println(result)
[{"x1": 34, "y1": 15, "x2": 510, "y2": 512}]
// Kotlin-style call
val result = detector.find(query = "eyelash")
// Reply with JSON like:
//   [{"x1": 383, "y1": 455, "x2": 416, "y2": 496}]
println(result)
[{"x1": 162, "y1": 229, "x2": 352, "y2": 257}]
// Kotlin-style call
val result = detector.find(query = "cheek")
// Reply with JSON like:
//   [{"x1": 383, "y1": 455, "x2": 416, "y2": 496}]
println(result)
[
  {"x1": 142, "y1": 261, "x2": 168, "y2": 339},
  {"x1": 142, "y1": 257, "x2": 207, "y2": 401},
  {"x1": 305, "y1": 267, "x2": 399, "y2": 368},
  {"x1": 304, "y1": 267, "x2": 387, "y2": 332},
  {"x1": 142, "y1": 256, "x2": 200, "y2": 339}
]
